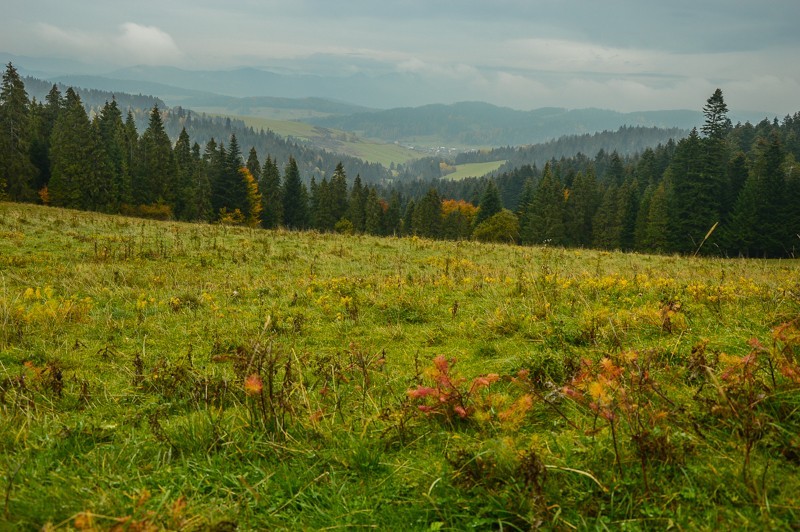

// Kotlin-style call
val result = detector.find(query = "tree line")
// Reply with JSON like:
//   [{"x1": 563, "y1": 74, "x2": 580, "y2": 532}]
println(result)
[
  {"x1": 385, "y1": 91, "x2": 800, "y2": 257},
  {"x1": 2, "y1": 62, "x2": 798, "y2": 257}
]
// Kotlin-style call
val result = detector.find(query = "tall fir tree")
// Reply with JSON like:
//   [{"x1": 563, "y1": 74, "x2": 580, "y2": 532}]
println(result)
[
  {"x1": 282, "y1": 156, "x2": 308, "y2": 229},
  {"x1": 96, "y1": 99, "x2": 129, "y2": 211},
  {"x1": 29, "y1": 84, "x2": 62, "y2": 193},
  {"x1": 563, "y1": 168, "x2": 598, "y2": 247},
  {"x1": 474, "y1": 180, "x2": 502, "y2": 226},
  {"x1": 411, "y1": 188, "x2": 443, "y2": 238},
  {"x1": 48, "y1": 88, "x2": 93, "y2": 208},
  {"x1": 384, "y1": 191, "x2": 402, "y2": 236},
  {"x1": 364, "y1": 187, "x2": 384, "y2": 235},
  {"x1": 173, "y1": 128, "x2": 195, "y2": 219},
  {"x1": 347, "y1": 174, "x2": 367, "y2": 231},
  {"x1": 260, "y1": 155, "x2": 283, "y2": 228},
  {"x1": 0, "y1": 63, "x2": 36, "y2": 200},
  {"x1": 520, "y1": 163, "x2": 565, "y2": 245},
  {"x1": 592, "y1": 183, "x2": 621, "y2": 249},
  {"x1": 664, "y1": 128, "x2": 719, "y2": 253},
  {"x1": 246, "y1": 147, "x2": 261, "y2": 182},
  {"x1": 87, "y1": 114, "x2": 115, "y2": 211},
  {"x1": 330, "y1": 162, "x2": 349, "y2": 223},
  {"x1": 134, "y1": 106, "x2": 177, "y2": 209}
]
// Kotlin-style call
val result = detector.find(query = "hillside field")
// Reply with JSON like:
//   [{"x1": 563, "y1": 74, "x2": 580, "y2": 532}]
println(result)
[
  {"x1": 228, "y1": 115, "x2": 422, "y2": 167},
  {"x1": 444, "y1": 161, "x2": 507, "y2": 181},
  {"x1": 1, "y1": 202, "x2": 799, "y2": 529}
]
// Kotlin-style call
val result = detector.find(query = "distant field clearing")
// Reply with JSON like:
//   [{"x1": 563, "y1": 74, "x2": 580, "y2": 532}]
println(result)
[{"x1": 444, "y1": 160, "x2": 506, "y2": 180}]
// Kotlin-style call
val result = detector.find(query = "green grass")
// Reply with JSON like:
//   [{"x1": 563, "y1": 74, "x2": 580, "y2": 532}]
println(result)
[
  {"x1": 1, "y1": 202, "x2": 800, "y2": 530},
  {"x1": 444, "y1": 160, "x2": 507, "y2": 180}
]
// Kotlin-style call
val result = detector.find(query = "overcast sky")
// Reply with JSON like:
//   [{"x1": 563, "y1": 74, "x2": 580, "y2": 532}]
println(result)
[{"x1": 3, "y1": 0, "x2": 800, "y2": 113}]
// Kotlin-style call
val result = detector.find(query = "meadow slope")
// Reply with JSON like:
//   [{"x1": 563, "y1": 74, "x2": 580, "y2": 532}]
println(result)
[{"x1": 1, "y1": 202, "x2": 799, "y2": 529}]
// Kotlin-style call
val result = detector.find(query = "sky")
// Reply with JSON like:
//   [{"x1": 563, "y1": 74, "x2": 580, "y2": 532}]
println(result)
[{"x1": 3, "y1": 0, "x2": 800, "y2": 114}]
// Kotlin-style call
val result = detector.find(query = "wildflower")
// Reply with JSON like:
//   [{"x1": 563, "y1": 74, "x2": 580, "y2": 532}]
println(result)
[
  {"x1": 244, "y1": 374, "x2": 263, "y2": 396},
  {"x1": 407, "y1": 386, "x2": 437, "y2": 399}
]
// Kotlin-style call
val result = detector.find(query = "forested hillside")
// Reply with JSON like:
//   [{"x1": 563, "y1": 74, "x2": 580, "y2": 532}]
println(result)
[
  {"x1": 2, "y1": 63, "x2": 798, "y2": 257},
  {"x1": 307, "y1": 102, "x2": 703, "y2": 147},
  {"x1": 455, "y1": 126, "x2": 687, "y2": 171}
]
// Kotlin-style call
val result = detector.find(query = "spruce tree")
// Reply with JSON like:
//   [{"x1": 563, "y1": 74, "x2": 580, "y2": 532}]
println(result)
[
  {"x1": 665, "y1": 128, "x2": 719, "y2": 253},
  {"x1": 246, "y1": 147, "x2": 261, "y2": 182},
  {"x1": 282, "y1": 156, "x2": 308, "y2": 229},
  {"x1": 48, "y1": 88, "x2": 93, "y2": 208},
  {"x1": 29, "y1": 84, "x2": 62, "y2": 193},
  {"x1": 643, "y1": 182, "x2": 670, "y2": 252},
  {"x1": 592, "y1": 183, "x2": 621, "y2": 249},
  {"x1": 411, "y1": 188, "x2": 443, "y2": 238},
  {"x1": 189, "y1": 141, "x2": 213, "y2": 221},
  {"x1": 173, "y1": 128, "x2": 195, "y2": 219},
  {"x1": 0, "y1": 63, "x2": 36, "y2": 200},
  {"x1": 87, "y1": 114, "x2": 115, "y2": 211},
  {"x1": 701, "y1": 89, "x2": 731, "y2": 140},
  {"x1": 520, "y1": 163, "x2": 565, "y2": 245},
  {"x1": 563, "y1": 168, "x2": 598, "y2": 247},
  {"x1": 474, "y1": 181, "x2": 502, "y2": 226},
  {"x1": 347, "y1": 174, "x2": 367, "y2": 232},
  {"x1": 260, "y1": 155, "x2": 283, "y2": 228},
  {"x1": 364, "y1": 187, "x2": 384, "y2": 235},
  {"x1": 384, "y1": 191, "x2": 402, "y2": 236},
  {"x1": 97, "y1": 99, "x2": 128, "y2": 211},
  {"x1": 134, "y1": 106, "x2": 177, "y2": 209},
  {"x1": 330, "y1": 162, "x2": 349, "y2": 223}
]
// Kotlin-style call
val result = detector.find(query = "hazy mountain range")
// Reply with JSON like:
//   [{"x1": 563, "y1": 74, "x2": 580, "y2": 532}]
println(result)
[{"x1": 5, "y1": 53, "x2": 775, "y2": 150}]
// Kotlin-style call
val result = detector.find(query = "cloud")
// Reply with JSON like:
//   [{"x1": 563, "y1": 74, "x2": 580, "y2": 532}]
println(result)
[
  {"x1": 35, "y1": 22, "x2": 182, "y2": 66},
  {"x1": 114, "y1": 23, "x2": 183, "y2": 65}
]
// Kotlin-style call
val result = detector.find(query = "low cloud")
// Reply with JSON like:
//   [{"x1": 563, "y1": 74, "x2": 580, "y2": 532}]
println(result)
[
  {"x1": 35, "y1": 22, "x2": 182, "y2": 66},
  {"x1": 115, "y1": 23, "x2": 183, "y2": 65}
]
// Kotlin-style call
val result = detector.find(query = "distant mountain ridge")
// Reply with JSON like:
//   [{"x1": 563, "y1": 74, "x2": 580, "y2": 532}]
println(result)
[{"x1": 305, "y1": 102, "x2": 705, "y2": 147}]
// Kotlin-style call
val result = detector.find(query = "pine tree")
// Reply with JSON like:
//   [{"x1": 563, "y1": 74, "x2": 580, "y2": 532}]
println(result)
[
  {"x1": 260, "y1": 155, "x2": 283, "y2": 228},
  {"x1": 643, "y1": 182, "x2": 670, "y2": 252},
  {"x1": 347, "y1": 174, "x2": 367, "y2": 232},
  {"x1": 0, "y1": 63, "x2": 36, "y2": 200},
  {"x1": 520, "y1": 163, "x2": 565, "y2": 245},
  {"x1": 29, "y1": 84, "x2": 62, "y2": 193},
  {"x1": 401, "y1": 199, "x2": 415, "y2": 236},
  {"x1": 364, "y1": 187, "x2": 384, "y2": 235},
  {"x1": 282, "y1": 156, "x2": 308, "y2": 229},
  {"x1": 563, "y1": 168, "x2": 598, "y2": 246},
  {"x1": 411, "y1": 188, "x2": 443, "y2": 238},
  {"x1": 173, "y1": 128, "x2": 195, "y2": 219},
  {"x1": 97, "y1": 99, "x2": 128, "y2": 211},
  {"x1": 208, "y1": 135, "x2": 248, "y2": 218},
  {"x1": 665, "y1": 128, "x2": 719, "y2": 253},
  {"x1": 87, "y1": 114, "x2": 115, "y2": 211},
  {"x1": 616, "y1": 179, "x2": 640, "y2": 251},
  {"x1": 701, "y1": 89, "x2": 731, "y2": 140},
  {"x1": 134, "y1": 105, "x2": 177, "y2": 209},
  {"x1": 48, "y1": 88, "x2": 93, "y2": 208},
  {"x1": 330, "y1": 162, "x2": 349, "y2": 223},
  {"x1": 121, "y1": 111, "x2": 138, "y2": 206},
  {"x1": 246, "y1": 147, "x2": 261, "y2": 182},
  {"x1": 474, "y1": 181, "x2": 502, "y2": 226},
  {"x1": 384, "y1": 191, "x2": 402, "y2": 236},
  {"x1": 592, "y1": 183, "x2": 621, "y2": 249}
]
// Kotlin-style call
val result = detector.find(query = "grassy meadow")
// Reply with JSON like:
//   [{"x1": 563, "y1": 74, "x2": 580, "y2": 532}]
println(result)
[
  {"x1": 444, "y1": 161, "x2": 507, "y2": 181},
  {"x1": 228, "y1": 115, "x2": 422, "y2": 167},
  {"x1": 1, "y1": 202, "x2": 800, "y2": 530}
]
